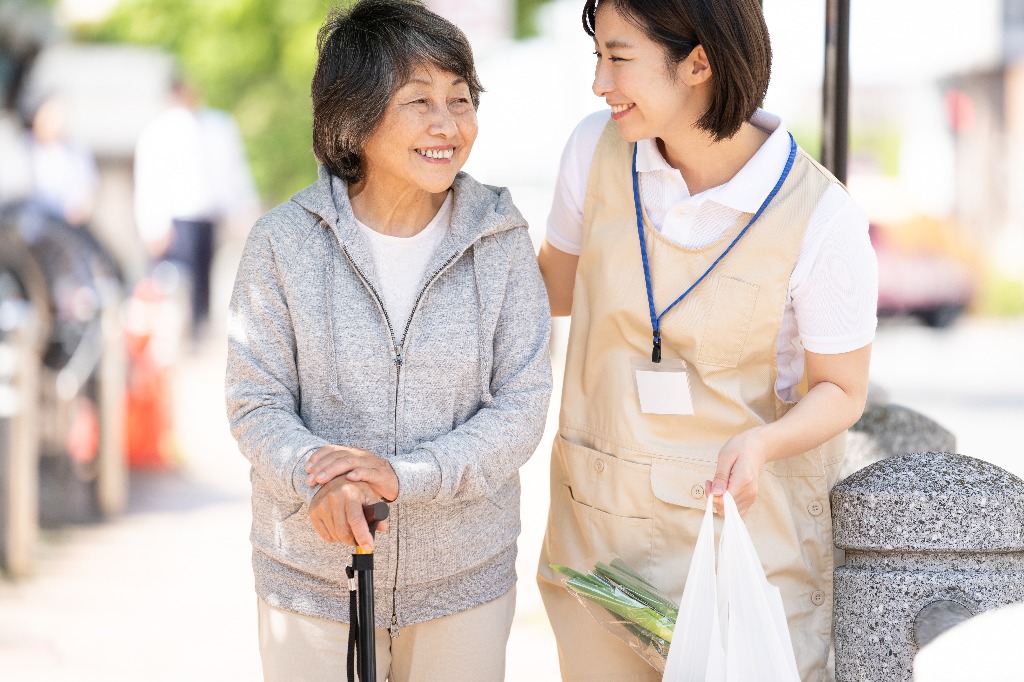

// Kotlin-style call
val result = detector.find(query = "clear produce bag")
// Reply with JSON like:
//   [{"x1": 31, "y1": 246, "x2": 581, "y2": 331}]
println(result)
[{"x1": 550, "y1": 557, "x2": 678, "y2": 672}]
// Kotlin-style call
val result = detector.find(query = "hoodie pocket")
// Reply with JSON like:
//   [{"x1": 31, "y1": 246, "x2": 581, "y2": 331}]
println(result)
[
  {"x1": 275, "y1": 501, "x2": 305, "y2": 549},
  {"x1": 399, "y1": 495, "x2": 517, "y2": 585}
]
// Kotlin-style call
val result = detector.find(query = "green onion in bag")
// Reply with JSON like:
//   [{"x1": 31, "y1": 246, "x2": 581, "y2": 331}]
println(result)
[{"x1": 551, "y1": 561, "x2": 677, "y2": 646}]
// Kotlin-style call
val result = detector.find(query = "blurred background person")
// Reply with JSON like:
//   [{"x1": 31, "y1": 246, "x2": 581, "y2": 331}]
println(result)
[
  {"x1": 133, "y1": 76, "x2": 259, "y2": 343},
  {"x1": 22, "y1": 92, "x2": 98, "y2": 227},
  {"x1": 0, "y1": 110, "x2": 32, "y2": 206}
]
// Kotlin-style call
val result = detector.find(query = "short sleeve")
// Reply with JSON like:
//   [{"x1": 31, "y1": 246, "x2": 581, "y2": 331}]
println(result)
[
  {"x1": 791, "y1": 184, "x2": 878, "y2": 354},
  {"x1": 544, "y1": 110, "x2": 609, "y2": 255}
]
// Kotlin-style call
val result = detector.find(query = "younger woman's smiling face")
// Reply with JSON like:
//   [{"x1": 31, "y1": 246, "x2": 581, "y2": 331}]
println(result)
[
  {"x1": 591, "y1": 2, "x2": 709, "y2": 143},
  {"x1": 359, "y1": 63, "x2": 478, "y2": 195}
]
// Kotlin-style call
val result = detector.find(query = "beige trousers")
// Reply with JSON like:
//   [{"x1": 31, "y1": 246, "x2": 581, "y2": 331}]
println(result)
[{"x1": 258, "y1": 588, "x2": 516, "y2": 682}]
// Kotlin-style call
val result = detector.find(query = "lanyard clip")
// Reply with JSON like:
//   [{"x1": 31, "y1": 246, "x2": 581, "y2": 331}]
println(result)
[{"x1": 652, "y1": 334, "x2": 662, "y2": 363}]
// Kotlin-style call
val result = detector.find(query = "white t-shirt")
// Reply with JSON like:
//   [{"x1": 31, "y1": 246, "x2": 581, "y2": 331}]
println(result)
[
  {"x1": 546, "y1": 109, "x2": 878, "y2": 398},
  {"x1": 355, "y1": 191, "x2": 453, "y2": 344}
]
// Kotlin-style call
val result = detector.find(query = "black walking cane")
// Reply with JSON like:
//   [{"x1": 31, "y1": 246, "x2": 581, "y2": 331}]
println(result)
[{"x1": 346, "y1": 501, "x2": 389, "y2": 682}]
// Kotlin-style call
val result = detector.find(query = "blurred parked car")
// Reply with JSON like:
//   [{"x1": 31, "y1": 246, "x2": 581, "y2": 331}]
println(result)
[{"x1": 871, "y1": 222, "x2": 976, "y2": 328}]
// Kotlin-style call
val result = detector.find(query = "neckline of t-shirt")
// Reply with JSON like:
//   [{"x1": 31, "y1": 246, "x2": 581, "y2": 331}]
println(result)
[{"x1": 354, "y1": 190, "x2": 452, "y2": 245}]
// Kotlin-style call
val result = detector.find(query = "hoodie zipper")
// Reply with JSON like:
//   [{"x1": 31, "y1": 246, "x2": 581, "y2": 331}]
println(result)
[
  {"x1": 399, "y1": 252, "x2": 458, "y2": 346},
  {"x1": 340, "y1": 244, "x2": 461, "y2": 639}
]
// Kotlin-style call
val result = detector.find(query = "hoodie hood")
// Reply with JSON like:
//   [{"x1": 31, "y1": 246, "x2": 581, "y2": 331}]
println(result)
[{"x1": 290, "y1": 166, "x2": 527, "y2": 257}]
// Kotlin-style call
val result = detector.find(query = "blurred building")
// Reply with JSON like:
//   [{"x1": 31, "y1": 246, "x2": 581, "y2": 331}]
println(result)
[
  {"x1": 910, "y1": 0, "x2": 1024, "y2": 280},
  {"x1": 758, "y1": 0, "x2": 1024, "y2": 289}
]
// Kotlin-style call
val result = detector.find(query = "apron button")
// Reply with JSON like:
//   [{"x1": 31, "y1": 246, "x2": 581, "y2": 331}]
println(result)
[
  {"x1": 691, "y1": 484, "x2": 705, "y2": 499},
  {"x1": 593, "y1": 459, "x2": 605, "y2": 473},
  {"x1": 807, "y1": 500, "x2": 823, "y2": 516},
  {"x1": 811, "y1": 590, "x2": 825, "y2": 606}
]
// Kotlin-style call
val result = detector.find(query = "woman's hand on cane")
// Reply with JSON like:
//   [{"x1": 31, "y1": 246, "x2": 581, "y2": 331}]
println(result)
[
  {"x1": 306, "y1": 445, "x2": 399, "y2": 503},
  {"x1": 309, "y1": 478, "x2": 389, "y2": 550}
]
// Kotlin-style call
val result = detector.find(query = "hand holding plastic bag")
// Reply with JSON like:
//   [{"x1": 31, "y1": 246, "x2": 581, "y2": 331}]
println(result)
[{"x1": 664, "y1": 492, "x2": 800, "y2": 682}]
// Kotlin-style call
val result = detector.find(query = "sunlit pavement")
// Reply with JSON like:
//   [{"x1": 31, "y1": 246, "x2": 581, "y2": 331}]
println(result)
[{"x1": 0, "y1": 314, "x2": 1021, "y2": 680}]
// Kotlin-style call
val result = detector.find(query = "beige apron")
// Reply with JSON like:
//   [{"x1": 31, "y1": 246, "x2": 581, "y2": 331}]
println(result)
[{"x1": 538, "y1": 121, "x2": 846, "y2": 682}]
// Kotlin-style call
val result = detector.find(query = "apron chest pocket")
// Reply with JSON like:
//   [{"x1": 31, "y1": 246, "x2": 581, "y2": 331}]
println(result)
[{"x1": 697, "y1": 276, "x2": 759, "y2": 367}]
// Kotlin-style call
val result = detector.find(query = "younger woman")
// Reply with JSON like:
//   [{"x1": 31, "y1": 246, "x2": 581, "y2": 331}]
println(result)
[{"x1": 537, "y1": 1, "x2": 876, "y2": 679}]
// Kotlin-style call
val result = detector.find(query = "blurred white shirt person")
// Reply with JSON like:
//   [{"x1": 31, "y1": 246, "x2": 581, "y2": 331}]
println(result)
[{"x1": 134, "y1": 78, "x2": 259, "y2": 337}]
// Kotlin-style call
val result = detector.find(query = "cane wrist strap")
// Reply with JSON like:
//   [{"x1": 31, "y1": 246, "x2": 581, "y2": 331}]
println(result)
[{"x1": 346, "y1": 565, "x2": 358, "y2": 682}]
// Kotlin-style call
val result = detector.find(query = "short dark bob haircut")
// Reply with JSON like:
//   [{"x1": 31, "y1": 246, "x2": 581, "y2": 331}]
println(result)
[
  {"x1": 311, "y1": 0, "x2": 483, "y2": 184},
  {"x1": 583, "y1": 0, "x2": 771, "y2": 141}
]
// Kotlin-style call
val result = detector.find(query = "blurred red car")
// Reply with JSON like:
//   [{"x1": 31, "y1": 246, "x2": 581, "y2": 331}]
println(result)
[{"x1": 870, "y1": 223, "x2": 976, "y2": 328}]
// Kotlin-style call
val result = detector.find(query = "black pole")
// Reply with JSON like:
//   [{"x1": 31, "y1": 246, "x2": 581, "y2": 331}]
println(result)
[
  {"x1": 822, "y1": 0, "x2": 850, "y2": 184},
  {"x1": 353, "y1": 552, "x2": 377, "y2": 682},
  {"x1": 351, "y1": 501, "x2": 389, "y2": 682}
]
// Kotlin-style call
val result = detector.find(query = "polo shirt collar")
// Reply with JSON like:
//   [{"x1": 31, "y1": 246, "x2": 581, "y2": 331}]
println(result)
[{"x1": 633, "y1": 109, "x2": 791, "y2": 214}]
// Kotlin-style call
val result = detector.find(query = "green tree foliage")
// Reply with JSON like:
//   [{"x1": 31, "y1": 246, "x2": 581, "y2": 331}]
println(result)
[
  {"x1": 514, "y1": 0, "x2": 554, "y2": 39},
  {"x1": 80, "y1": 0, "x2": 341, "y2": 205},
  {"x1": 79, "y1": 0, "x2": 554, "y2": 205}
]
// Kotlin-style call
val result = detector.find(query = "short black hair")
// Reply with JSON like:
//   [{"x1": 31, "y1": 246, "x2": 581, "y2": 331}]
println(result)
[
  {"x1": 583, "y1": 0, "x2": 771, "y2": 140},
  {"x1": 311, "y1": 0, "x2": 484, "y2": 184}
]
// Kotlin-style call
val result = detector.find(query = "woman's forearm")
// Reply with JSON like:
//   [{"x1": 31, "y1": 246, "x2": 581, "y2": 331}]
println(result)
[
  {"x1": 757, "y1": 378, "x2": 867, "y2": 463},
  {"x1": 761, "y1": 344, "x2": 872, "y2": 462},
  {"x1": 710, "y1": 346, "x2": 871, "y2": 514},
  {"x1": 538, "y1": 240, "x2": 579, "y2": 316}
]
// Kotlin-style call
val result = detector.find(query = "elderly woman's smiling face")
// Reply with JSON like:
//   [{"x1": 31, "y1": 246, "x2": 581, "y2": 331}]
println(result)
[{"x1": 359, "y1": 63, "x2": 478, "y2": 196}]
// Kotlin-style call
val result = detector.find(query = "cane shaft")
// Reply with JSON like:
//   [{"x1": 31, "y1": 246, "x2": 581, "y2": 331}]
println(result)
[
  {"x1": 353, "y1": 552, "x2": 376, "y2": 682},
  {"x1": 352, "y1": 503, "x2": 388, "y2": 681}
]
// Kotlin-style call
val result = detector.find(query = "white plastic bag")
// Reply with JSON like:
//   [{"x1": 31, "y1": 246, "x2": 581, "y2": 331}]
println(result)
[
  {"x1": 663, "y1": 492, "x2": 800, "y2": 682},
  {"x1": 663, "y1": 494, "x2": 726, "y2": 681}
]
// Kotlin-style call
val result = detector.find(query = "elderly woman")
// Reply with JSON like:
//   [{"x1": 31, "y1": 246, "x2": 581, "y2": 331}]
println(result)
[{"x1": 225, "y1": 1, "x2": 551, "y2": 679}]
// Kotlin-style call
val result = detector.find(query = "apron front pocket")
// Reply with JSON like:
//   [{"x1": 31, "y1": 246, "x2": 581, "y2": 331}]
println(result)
[
  {"x1": 649, "y1": 456, "x2": 718, "y2": 511},
  {"x1": 554, "y1": 434, "x2": 654, "y2": 520},
  {"x1": 549, "y1": 435, "x2": 654, "y2": 575},
  {"x1": 554, "y1": 484, "x2": 654, "y2": 576}
]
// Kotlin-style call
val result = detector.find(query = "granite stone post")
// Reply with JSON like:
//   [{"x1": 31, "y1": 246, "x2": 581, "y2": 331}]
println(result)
[
  {"x1": 831, "y1": 452, "x2": 1024, "y2": 681},
  {"x1": 841, "y1": 403, "x2": 956, "y2": 482}
]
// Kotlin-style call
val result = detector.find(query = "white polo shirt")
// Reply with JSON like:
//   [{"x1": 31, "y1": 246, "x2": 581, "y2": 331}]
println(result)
[{"x1": 546, "y1": 109, "x2": 878, "y2": 398}]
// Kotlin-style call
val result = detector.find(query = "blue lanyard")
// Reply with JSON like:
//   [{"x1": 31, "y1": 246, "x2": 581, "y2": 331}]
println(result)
[{"x1": 633, "y1": 133, "x2": 797, "y2": 362}]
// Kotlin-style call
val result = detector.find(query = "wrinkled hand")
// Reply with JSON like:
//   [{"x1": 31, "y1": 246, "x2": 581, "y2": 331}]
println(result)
[
  {"x1": 706, "y1": 428, "x2": 770, "y2": 516},
  {"x1": 305, "y1": 445, "x2": 399, "y2": 503},
  {"x1": 308, "y1": 478, "x2": 389, "y2": 550}
]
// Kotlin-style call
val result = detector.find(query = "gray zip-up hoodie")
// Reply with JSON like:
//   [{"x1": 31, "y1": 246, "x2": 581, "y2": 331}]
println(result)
[{"x1": 225, "y1": 167, "x2": 551, "y2": 630}]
